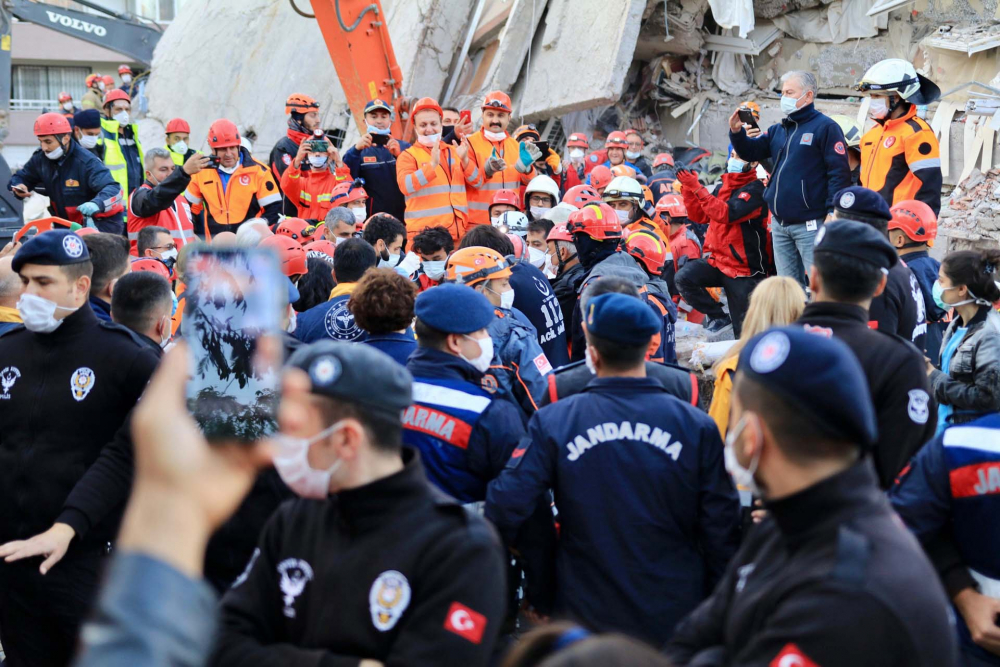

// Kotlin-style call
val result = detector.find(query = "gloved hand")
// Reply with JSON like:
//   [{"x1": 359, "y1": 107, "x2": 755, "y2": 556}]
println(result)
[
  {"x1": 675, "y1": 169, "x2": 701, "y2": 190},
  {"x1": 576, "y1": 163, "x2": 585, "y2": 179},
  {"x1": 544, "y1": 148, "x2": 562, "y2": 174},
  {"x1": 485, "y1": 152, "x2": 507, "y2": 179},
  {"x1": 516, "y1": 141, "x2": 542, "y2": 173},
  {"x1": 77, "y1": 202, "x2": 99, "y2": 217}
]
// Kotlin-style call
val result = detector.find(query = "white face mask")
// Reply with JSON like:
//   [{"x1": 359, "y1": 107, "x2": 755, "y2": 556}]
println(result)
[
  {"x1": 159, "y1": 316, "x2": 172, "y2": 348},
  {"x1": 285, "y1": 308, "x2": 298, "y2": 334},
  {"x1": 724, "y1": 415, "x2": 760, "y2": 495},
  {"x1": 490, "y1": 215, "x2": 503, "y2": 227},
  {"x1": 780, "y1": 93, "x2": 804, "y2": 115},
  {"x1": 159, "y1": 248, "x2": 178, "y2": 268},
  {"x1": 378, "y1": 253, "x2": 401, "y2": 269},
  {"x1": 423, "y1": 260, "x2": 446, "y2": 281},
  {"x1": 62, "y1": 102, "x2": 73, "y2": 111},
  {"x1": 529, "y1": 205, "x2": 550, "y2": 219},
  {"x1": 350, "y1": 206, "x2": 366, "y2": 224},
  {"x1": 44, "y1": 143, "x2": 65, "y2": 161},
  {"x1": 79, "y1": 134, "x2": 99, "y2": 149},
  {"x1": 113, "y1": 110, "x2": 130, "y2": 126},
  {"x1": 461, "y1": 334, "x2": 494, "y2": 374},
  {"x1": 272, "y1": 421, "x2": 346, "y2": 499},
  {"x1": 308, "y1": 155, "x2": 328, "y2": 169},
  {"x1": 171, "y1": 140, "x2": 188, "y2": 154},
  {"x1": 489, "y1": 286, "x2": 514, "y2": 310},
  {"x1": 527, "y1": 246, "x2": 547, "y2": 269},
  {"x1": 219, "y1": 162, "x2": 238, "y2": 175},
  {"x1": 417, "y1": 133, "x2": 441, "y2": 147},
  {"x1": 626, "y1": 150, "x2": 641, "y2": 160},
  {"x1": 483, "y1": 129, "x2": 506, "y2": 142},
  {"x1": 17, "y1": 293, "x2": 77, "y2": 333},
  {"x1": 366, "y1": 124, "x2": 391, "y2": 136},
  {"x1": 569, "y1": 148, "x2": 585, "y2": 160},
  {"x1": 585, "y1": 346, "x2": 598, "y2": 375},
  {"x1": 334, "y1": 236, "x2": 348, "y2": 246},
  {"x1": 122, "y1": 74, "x2": 132, "y2": 84},
  {"x1": 98, "y1": 82, "x2": 106, "y2": 91},
  {"x1": 868, "y1": 97, "x2": 889, "y2": 120},
  {"x1": 615, "y1": 209, "x2": 630, "y2": 223}
]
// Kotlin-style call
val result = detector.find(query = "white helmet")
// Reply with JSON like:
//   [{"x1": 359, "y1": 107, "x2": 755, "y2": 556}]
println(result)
[
  {"x1": 525, "y1": 174, "x2": 559, "y2": 202},
  {"x1": 856, "y1": 58, "x2": 940, "y2": 105},
  {"x1": 494, "y1": 210, "x2": 529, "y2": 235},
  {"x1": 830, "y1": 115, "x2": 862, "y2": 149},
  {"x1": 603, "y1": 176, "x2": 643, "y2": 204}
]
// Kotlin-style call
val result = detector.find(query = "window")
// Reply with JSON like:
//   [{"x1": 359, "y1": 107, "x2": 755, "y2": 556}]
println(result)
[
  {"x1": 127, "y1": 0, "x2": 183, "y2": 22},
  {"x1": 325, "y1": 128, "x2": 347, "y2": 150},
  {"x1": 11, "y1": 65, "x2": 90, "y2": 109},
  {"x1": 539, "y1": 118, "x2": 566, "y2": 151}
]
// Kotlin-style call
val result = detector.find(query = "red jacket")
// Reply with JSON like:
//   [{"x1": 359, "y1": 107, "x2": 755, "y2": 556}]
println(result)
[
  {"x1": 668, "y1": 223, "x2": 702, "y2": 271},
  {"x1": 681, "y1": 171, "x2": 768, "y2": 279}
]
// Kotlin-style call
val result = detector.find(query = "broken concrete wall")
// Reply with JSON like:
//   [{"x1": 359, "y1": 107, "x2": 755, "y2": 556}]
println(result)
[{"x1": 480, "y1": 0, "x2": 549, "y2": 95}]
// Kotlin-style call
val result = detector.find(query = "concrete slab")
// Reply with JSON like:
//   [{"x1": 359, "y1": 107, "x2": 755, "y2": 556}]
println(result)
[{"x1": 481, "y1": 0, "x2": 548, "y2": 94}]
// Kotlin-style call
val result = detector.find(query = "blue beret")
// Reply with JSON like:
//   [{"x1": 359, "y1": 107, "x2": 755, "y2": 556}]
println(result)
[
  {"x1": 585, "y1": 292, "x2": 659, "y2": 346},
  {"x1": 414, "y1": 284, "x2": 494, "y2": 334},
  {"x1": 364, "y1": 99, "x2": 392, "y2": 114},
  {"x1": 73, "y1": 109, "x2": 102, "y2": 130},
  {"x1": 834, "y1": 186, "x2": 892, "y2": 221},
  {"x1": 738, "y1": 326, "x2": 877, "y2": 447},
  {"x1": 287, "y1": 340, "x2": 412, "y2": 423},
  {"x1": 814, "y1": 219, "x2": 897, "y2": 270},
  {"x1": 12, "y1": 230, "x2": 90, "y2": 273}
]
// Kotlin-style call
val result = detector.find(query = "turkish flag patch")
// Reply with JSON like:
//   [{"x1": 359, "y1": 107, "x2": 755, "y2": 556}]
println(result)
[
  {"x1": 533, "y1": 353, "x2": 553, "y2": 374},
  {"x1": 363, "y1": 156, "x2": 378, "y2": 163},
  {"x1": 770, "y1": 643, "x2": 819, "y2": 667},
  {"x1": 444, "y1": 602, "x2": 487, "y2": 644},
  {"x1": 738, "y1": 192, "x2": 751, "y2": 201}
]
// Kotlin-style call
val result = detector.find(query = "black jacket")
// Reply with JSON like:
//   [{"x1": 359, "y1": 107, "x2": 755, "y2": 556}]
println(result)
[
  {"x1": 212, "y1": 449, "x2": 507, "y2": 667},
  {"x1": 666, "y1": 462, "x2": 958, "y2": 667},
  {"x1": 551, "y1": 262, "x2": 584, "y2": 333},
  {"x1": 0, "y1": 306, "x2": 157, "y2": 553},
  {"x1": 270, "y1": 134, "x2": 302, "y2": 217},
  {"x1": 542, "y1": 359, "x2": 699, "y2": 409},
  {"x1": 869, "y1": 260, "x2": 924, "y2": 351},
  {"x1": 797, "y1": 302, "x2": 935, "y2": 488},
  {"x1": 129, "y1": 166, "x2": 191, "y2": 218}
]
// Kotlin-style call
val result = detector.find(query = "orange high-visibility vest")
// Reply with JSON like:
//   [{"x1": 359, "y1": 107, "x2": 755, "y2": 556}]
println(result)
[
  {"x1": 396, "y1": 143, "x2": 479, "y2": 243},
  {"x1": 464, "y1": 131, "x2": 535, "y2": 226}
]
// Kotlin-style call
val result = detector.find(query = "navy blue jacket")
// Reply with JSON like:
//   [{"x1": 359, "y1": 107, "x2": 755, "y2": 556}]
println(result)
[
  {"x1": 404, "y1": 348, "x2": 526, "y2": 503},
  {"x1": 730, "y1": 103, "x2": 851, "y2": 224},
  {"x1": 89, "y1": 296, "x2": 112, "y2": 323},
  {"x1": 508, "y1": 260, "x2": 569, "y2": 369},
  {"x1": 364, "y1": 331, "x2": 417, "y2": 367},
  {"x1": 906, "y1": 251, "x2": 947, "y2": 360},
  {"x1": 342, "y1": 141, "x2": 411, "y2": 221},
  {"x1": 648, "y1": 170, "x2": 677, "y2": 202},
  {"x1": 485, "y1": 376, "x2": 740, "y2": 645},
  {"x1": 294, "y1": 292, "x2": 367, "y2": 344}
]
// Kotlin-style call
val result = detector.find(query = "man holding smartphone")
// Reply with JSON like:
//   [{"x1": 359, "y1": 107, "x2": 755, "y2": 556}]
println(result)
[{"x1": 343, "y1": 99, "x2": 411, "y2": 221}]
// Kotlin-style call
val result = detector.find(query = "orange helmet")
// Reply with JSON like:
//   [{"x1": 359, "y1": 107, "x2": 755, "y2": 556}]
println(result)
[
  {"x1": 610, "y1": 164, "x2": 637, "y2": 179},
  {"x1": 482, "y1": 90, "x2": 512, "y2": 114},
  {"x1": 546, "y1": 222, "x2": 574, "y2": 243},
  {"x1": 102, "y1": 75, "x2": 115, "y2": 87},
  {"x1": 411, "y1": 97, "x2": 442, "y2": 118},
  {"x1": 57, "y1": 92, "x2": 72, "y2": 104},
  {"x1": 605, "y1": 131, "x2": 628, "y2": 149},
  {"x1": 276, "y1": 217, "x2": 316, "y2": 245},
  {"x1": 304, "y1": 239, "x2": 337, "y2": 265},
  {"x1": 507, "y1": 233, "x2": 529, "y2": 263},
  {"x1": 166, "y1": 118, "x2": 190, "y2": 134},
  {"x1": 740, "y1": 100, "x2": 761, "y2": 119},
  {"x1": 513, "y1": 124, "x2": 540, "y2": 142},
  {"x1": 34, "y1": 112, "x2": 71, "y2": 136},
  {"x1": 130, "y1": 257, "x2": 172, "y2": 281},
  {"x1": 207, "y1": 119, "x2": 241, "y2": 149},
  {"x1": 85, "y1": 73, "x2": 102, "y2": 88},
  {"x1": 331, "y1": 180, "x2": 368, "y2": 206},
  {"x1": 653, "y1": 153, "x2": 675, "y2": 169},
  {"x1": 562, "y1": 184, "x2": 601, "y2": 208},
  {"x1": 655, "y1": 194, "x2": 688, "y2": 220},
  {"x1": 590, "y1": 165, "x2": 613, "y2": 191},
  {"x1": 889, "y1": 200, "x2": 937, "y2": 247},
  {"x1": 566, "y1": 203, "x2": 622, "y2": 241},
  {"x1": 490, "y1": 189, "x2": 521, "y2": 210},
  {"x1": 445, "y1": 246, "x2": 512, "y2": 286},
  {"x1": 285, "y1": 93, "x2": 319, "y2": 115},
  {"x1": 566, "y1": 133, "x2": 589, "y2": 148},
  {"x1": 260, "y1": 234, "x2": 308, "y2": 277},
  {"x1": 103, "y1": 89, "x2": 130, "y2": 107},
  {"x1": 625, "y1": 230, "x2": 669, "y2": 276},
  {"x1": 118, "y1": 64, "x2": 133, "y2": 75}
]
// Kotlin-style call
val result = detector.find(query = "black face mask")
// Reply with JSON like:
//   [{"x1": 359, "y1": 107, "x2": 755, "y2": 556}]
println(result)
[
  {"x1": 441, "y1": 125, "x2": 457, "y2": 146},
  {"x1": 573, "y1": 234, "x2": 616, "y2": 272}
]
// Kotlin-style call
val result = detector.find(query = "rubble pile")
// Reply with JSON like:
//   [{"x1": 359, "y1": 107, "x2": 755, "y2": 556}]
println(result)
[{"x1": 939, "y1": 168, "x2": 1000, "y2": 242}]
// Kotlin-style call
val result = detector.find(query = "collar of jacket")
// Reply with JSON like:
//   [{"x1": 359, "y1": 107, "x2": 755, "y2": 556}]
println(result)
[
  {"x1": 330, "y1": 282, "x2": 357, "y2": 299},
  {"x1": 89, "y1": 294, "x2": 111, "y2": 319},
  {"x1": 0, "y1": 305, "x2": 21, "y2": 323},
  {"x1": 720, "y1": 170, "x2": 758, "y2": 189},
  {"x1": 766, "y1": 460, "x2": 881, "y2": 542},
  {"x1": 287, "y1": 127, "x2": 311, "y2": 146},
  {"x1": 879, "y1": 103, "x2": 917, "y2": 131},
  {"x1": 136, "y1": 332, "x2": 165, "y2": 358},
  {"x1": 333, "y1": 447, "x2": 433, "y2": 532},
  {"x1": 582, "y1": 376, "x2": 667, "y2": 394},
  {"x1": 902, "y1": 250, "x2": 928, "y2": 262},
  {"x1": 800, "y1": 301, "x2": 869, "y2": 326},
  {"x1": 407, "y1": 346, "x2": 482, "y2": 383},
  {"x1": 39, "y1": 300, "x2": 97, "y2": 342},
  {"x1": 784, "y1": 102, "x2": 818, "y2": 125}
]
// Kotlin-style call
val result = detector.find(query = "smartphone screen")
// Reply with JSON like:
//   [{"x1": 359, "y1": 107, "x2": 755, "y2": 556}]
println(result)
[
  {"x1": 535, "y1": 141, "x2": 549, "y2": 156},
  {"x1": 182, "y1": 248, "x2": 284, "y2": 443},
  {"x1": 738, "y1": 109, "x2": 759, "y2": 130},
  {"x1": 371, "y1": 133, "x2": 390, "y2": 146}
]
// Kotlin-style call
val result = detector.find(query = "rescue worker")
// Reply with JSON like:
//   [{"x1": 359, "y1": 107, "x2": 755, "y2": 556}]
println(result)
[
  {"x1": 411, "y1": 225, "x2": 453, "y2": 292},
  {"x1": 546, "y1": 222, "x2": 584, "y2": 328},
  {"x1": 588, "y1": 164, "x2": 613, "y2": 196},
  {"x1": 624, "y1": 129, "x2": 651, "y2": 178},
  {"x1": 600, "y1": 131, "x2": 640, "y2": 174},
  {"x1": 135, "y1": 226, "x2": 177, "y2": 271},
  {"x1": 329, "y1": 180, "x2": 369, "y2": 228},
  {"x1": 665, "y1": 326, "x2": 958, "y2": 667},
  {"x1": 890, "y1": 413, "x2": 1000, "y2": 667},
  {"x1": 295, "y1": 237, "x2": 374, "y2": 343},
  {"x1": 404, "y1": 283, "x2": 527, "y2": 501},
  {"x1": 674, "y1": 148, "x2": 768, "y2": 338},
  {"x1": 396, "y1": 97, "x2": 478, "y2": 243},
  {"x1": 797, "y1": 218, "x2": 936, "y2": 488},
  {"x1": 856, "y1": 58, "x2": 943, "y2": 214},
  {"x1": 656, "y1": 194, "x2": 702, "y2": 296},
  {"x1": 832, "y1": 114, "x2": 864, "y2": 184},
  {"x1": 82, "y1": 233, "x2": 129, "y2": 323},
  {"x1": 0, "y1": 231, "x2": 158, "y2": 667},
  {"x1": 270, "y1": 93, "x2": 321, "y2": 215},
  {"x1": 489, "y1": 188, "x2": 521, "y2": 225},
  {"x1": 128, "y1": 147, "x2": 206, "y2": 255},
  {"x1": 10, "y1": 113, "x2": 124, "y2": 233},
  {"x1": 514, "y1": 124, "x2": 562, "y2": 184},
  {"x1": 72, "y1": 109, "x2": 104, "y2": 159},
  {"x1": 184, "y1": 118, "x2": 283, "y2": 237},
  {"x1": 211, "y1": 342, "x2": 506, "y2": 666},
  {"x1": 465, "y1": 91, "x2": 540, "y2": 226},
  {"x1": 165, "y1": 118, "x2": 198, "y2": 166},
  {"x1": 561, "y1": 184, "x2": 601, "y2": 210},
  {"x1": 624, "y1": 230, "x2": 678, "y2": 363},
  {"x1": 647, "y1": 153, "x2": 677, "y2": 202},
  {"x1": 445, "y1": 245, "x2": 552, "y2": 415},
  {"x1": 889, "y1": 199, "x2": 946, "y2": 359},
  {"x1": 56, "y1": 92, "x2": 75, "y2": 119},
  {"x1": 117, "y1": 65, "x2": 134, "y2": 94},
  {"x1": 833, "y1": 186, "x2": 924, "y2": 349},
  {"x1": 342, "y1": 98, "x2": 410, "y2": 220},
  {"x1": 80, "y1": 73, "x2": 103, "y2": 110},
  {"x1": 604, "y1": 175, "x2": 670, "y2": 247},
  {"x1": 487, "y1": 291, "x2": 740, "y2": 645},
  {"x1": 523, "y1": 174, "x2": 559, "y2": 224},
  {"x1": 562, "y1": 132, "x2": 591, "y2": 191},
  {"x1": 278, "y1": 129, "x2": 351, "y2": 220},
  {"x1": 100, "y1": 89, "x2": 144, "y2": 205}
]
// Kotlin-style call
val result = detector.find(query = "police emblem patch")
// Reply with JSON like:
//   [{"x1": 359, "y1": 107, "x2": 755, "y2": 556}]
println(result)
[
  {"x1": 370, "y1": 570, "x2": 411, "y2": 631},
  {"x1": 309, "y1": 356, "x2": 341, "y2": 386},
  {"x1": 323, "y1": 301, "x2": 363, "y2": 341},
  {"x1": 839, "y1": 191, "x2": 856, "y2": 209},
  {"x1": 276, "y1": 558, "x2": 314, "y2": 618},
  {"x1": 0, "y1": 366, "x2": 20, "y2": 399},
  {"x1": 750, "y1": 332, "x2": 789, "y2": 374},
  {"x1": 70, "y1": 367, "x2": 95, "y2": 401},
  {"x1": 62, "y1": 234, "x2": 84, "y2": 258},
  {"x1": 907, "y1": 389, "x2": 930, "y2": 424}
]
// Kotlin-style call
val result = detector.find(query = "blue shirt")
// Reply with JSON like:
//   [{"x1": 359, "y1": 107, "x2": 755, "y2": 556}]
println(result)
[
  {"x1": 508, "y1": 260, "x2": 569, "y2": 369},
  {"x1": 294, "y1": 293, "x2": 368, "y2": 344},
  {"x1": 364, "y1": 331, "x2": 417, "y2": 367},
  {"x1": 216, "y1": 155, "x2": 243, "y2": 192}
]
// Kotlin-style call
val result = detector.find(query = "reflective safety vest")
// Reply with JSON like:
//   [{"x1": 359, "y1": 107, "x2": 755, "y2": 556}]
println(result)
[
  {"x1": 396, "y1": 143, "x2": 478, "y2": 243},
  {"x1": 464, "y1": 131, "x2": 534, "y2": 225},
  {"x1": 100, "y1": 118, "x2": 144, "y2": 206},
  {"x1": 126, "y1": 182, "x2": 196, "y2": 255},
  {"x1": 859, "y1": 105, "x2": 943, "y2": 214}
]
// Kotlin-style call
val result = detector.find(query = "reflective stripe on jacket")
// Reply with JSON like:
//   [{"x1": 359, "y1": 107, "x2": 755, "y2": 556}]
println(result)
[
  {"x1": 127, "y1": 174, "x2": 196, "y2": 255},
  {"x1": 278, "y1": 163, "x2": 351, "y2": 220},
  {"x1": 100, "y1": 118, "x2": 144, "y2": 205},
  {"x1": 396, "y1": 143, "x2": 476, "y2": 243},
  {"x1": 465, "y1": 131, "x2": 534, "y2": 225},
  {"x1": 860, "y1": 105, "x2": 943, "y2": 215}
]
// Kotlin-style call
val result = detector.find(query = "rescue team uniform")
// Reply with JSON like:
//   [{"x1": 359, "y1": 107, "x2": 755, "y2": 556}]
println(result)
[
  {"x1": 295, "y1": 282, "x2": 366, "y2": 344},
  {"x1": 644, "y1": 274, "x2": 678, "y2": 364},
  {"x1": 860, "y1": 105, "x2": 943, "y2": 215},
  {"x1": 891, "y1": 414, "x2": 1000, "y2": 666},
  {"x1": 550, "y1": 262, "x2": 584, "y2": 335},
  {"x1": 869, "y1": 257, "x2": 925, "y2": 351},
  {"x1": 464, "y1": 130, "x2": 535, "y2": 226},
  {"x1": 508, "y1": 260, "x2": 569, "y2": 369},
  {"x1": 403, "y1": 348, "x2": 526, "y2": 502},
  {"x1": 99, "y1": 117, "x2": 143, "y2": 206},
  {"x1": 396, "y1": 143, "x2": 478, "y2": 243},
  {"x1": 343, "y1": 141, "x2": 411, "y2": 221},
  {"x1": 666, "y1": 463, "x2": 958, "y2": 667},
  {"x1": 905, "y1": 249, "x2": 947, "y2": 360},
  {"x1": 0, "y1": 306, "x2": 158, "y2": 666},
  {"x1": 648, "y1": 169, "x2": 678, "y2": 202},
  {"x1": 278, "y1": 162, "x2": 352, "y2": 220},
  {"x1": 269, "y1": 126, "x2": 311, "y2": 216},
  {"x1": 184, "y1": 147, "x2": 282, "y2": 237},
  {"x1": 168, "y1": 145, "x2": 199, "y2": 167},
  {"x1": 10, "y1": 140, "x2": 124, "y2": 233},
  {"x1": 486, "y1": 376, "x2": 740, "y2": 645},
  {"x1": 797, "y1": 302, "x2": 936, "y2": 488},
  {"x1": 211, "y1": 450, "x2": 506, "y2": 667},
  {"x1": 486, "y1": 306, "x2": 553, "y2": 416},
  {"x1": 541, "y1": 360, "x2": 699, "y2": 409},
  {"x1": 126, "y1": 166, "x2": 196, "y2": 255}
]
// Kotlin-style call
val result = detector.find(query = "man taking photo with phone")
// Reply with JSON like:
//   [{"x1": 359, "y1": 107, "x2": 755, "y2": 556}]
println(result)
[
  {"x1": 343, "y1": 99, "x2": 411, "y2": 221},
  {"x1": 278, "y1": 129, "x2": 351, "y2": 222}
]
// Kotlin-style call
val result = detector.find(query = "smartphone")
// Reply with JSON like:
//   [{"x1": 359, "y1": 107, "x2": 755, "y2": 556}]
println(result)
[
  {"x1": 182, "y1": 248, "x2": 285, "y2": 443},
  {"x1": 206, "y1": 154, "x2": 221, "y2": 167},
  {"x1": 535, "y1": 140, "x2": 550, "y2": 156},
  {"x1": 738, "y1": 108, "x2": 759, "y2": 131},
  {"x1": 459, "y1": 109, "x2": 471, "y2": 125},
  {"x1": 371, "y1": 133, "x2": 390, "y2": 146},
  {"x1": 310, "y1": 140, "x2": 329, "y2": 152}
]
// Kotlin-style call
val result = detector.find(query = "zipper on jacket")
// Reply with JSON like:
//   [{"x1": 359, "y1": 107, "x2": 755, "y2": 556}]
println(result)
[
  {"x1": 773, "y1": 118, "x2": 799, "y2": 219},
  {"x1": 730, "y1": 244, "x2": 744, "y2": 265},
  {"x1": 800, "y1": 181, "x2": 809, "y2": 209}
]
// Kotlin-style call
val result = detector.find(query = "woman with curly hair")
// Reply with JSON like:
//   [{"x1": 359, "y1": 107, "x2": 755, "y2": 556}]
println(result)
[{"x1": 348, "y1": 267, "x2": 417, "y2": 365}]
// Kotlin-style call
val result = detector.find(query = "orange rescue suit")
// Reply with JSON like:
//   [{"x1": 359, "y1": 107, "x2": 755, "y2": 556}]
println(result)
[
  {"x1": 464, "y1": 131, "x2": 535, "y2": 226},
  {"x1": 279, "y1": 163, "x2": 351, "y2": 220},
  {"x1": 396, "y1": 142, "x2": 478, "y2": 243}
]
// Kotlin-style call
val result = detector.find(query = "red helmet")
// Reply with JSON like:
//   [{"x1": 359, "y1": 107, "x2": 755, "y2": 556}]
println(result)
[
  {"x1": 653, "y1": 153, "x2": 675, "y2": 169},
  {"x1": 33, "y1": 112, "x2": 71, "y2": 137},
  {"x1": 102, "y1": 75, "x2": 115, "y2": 87},
  {"x1": 131, "y1": 257, "x2": 172, "y2": 281},
  {"x1": 590, "y1": 165, "x2": 613, "y2": 191},
  {"x1": 166, "y1": 118, "x2": 190, "y2": 134},
  {"x1": 546, "y1": 222, "x2": 574, "y2": 243},
  {"x1": 507, "y1": 233, "x2": 529, "y2": 263},
  {"x1": 118, "y1": 64, "x2": 132, "y2": 75},
  {"x1": 85, "y1": 73, "x2": 102, "y2": 88},
  {"x1": 276, "y1": 217, "x2": 316, "y2": 245},
  {"x1": 482, "y1": 90, "x2": 512, "y2": 114},
  {"x1": 490, "y1": 189, "x2": 521, "y2": 210},
  {"x1": 207, "y1": 119, "x2": 241, "y2": 149},
  {"x1": 605, "y1": 131, "x2": 628, "y2": 149},
  {"x1": 655, "y1": 194, "x2": 688, "y2": 220},
  {"x1": 74, "y1": 227, "x2": 100, "y2": 237},
  {"x1": 625, "y1": 230, "x2": 669, "y2": 276},
  {"x1": 260, "y1": 234, "x2": 308, "y2": 277},
  {"x1": 889, "y1": 200, "x2": 937, "y2": 247},
  {"x1": 304, "y1": 240, "x2": 337, "y2": 265},
  {"x1": 57, "y1": 92, "x2": 72, "y2": 104},
  {"x1": 285, "y1": 93, "x2": 319, "y2": 115},
  {"x1": 411, "y1": 97, "x2": 442, "y2": 118},
  {"x1": 566, "y1": 133, "x2": 589, "y2": 148},
  {"x1": 103, "y1": 89, "x2": 130, "y2": 107},
  {"x1": 562, "y1": 184, "x2": 601, "y2": 209},
  {"x1": 331, "y1": 180, "x2": 368, "y2": 206},
  {"x1": 566, "y1": 202, "x2": 622, "y2": 241}
]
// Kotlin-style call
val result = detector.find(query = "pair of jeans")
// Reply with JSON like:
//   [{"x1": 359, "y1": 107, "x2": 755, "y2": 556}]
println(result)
[
  {"x1": 771, "y1": 217, "x2": 819, "y2": 288},
  {"x1": 675, "y1": 259, "x2": 762, "y2": 338}
]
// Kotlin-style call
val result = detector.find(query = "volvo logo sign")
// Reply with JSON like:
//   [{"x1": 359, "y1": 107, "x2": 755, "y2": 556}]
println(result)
[{"x1": 44, "y1": 11, "x2": 108, "y2": 37}]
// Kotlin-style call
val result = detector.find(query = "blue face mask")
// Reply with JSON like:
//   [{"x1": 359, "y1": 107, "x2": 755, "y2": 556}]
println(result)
[
  {"x1": 727, "y1": 157, "x2": 747, "y2": 173},
  {"x1": 366, "y1": 124, "x2": 391, "y2": 136},
  {"x1": 780, "y1": 93, "x2": 804, "y2": 115}
]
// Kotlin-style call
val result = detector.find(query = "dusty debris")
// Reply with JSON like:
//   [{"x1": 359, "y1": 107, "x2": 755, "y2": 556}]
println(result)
[{"x1": 939, "y1": 168, "x2": 1000, "y2": 241}]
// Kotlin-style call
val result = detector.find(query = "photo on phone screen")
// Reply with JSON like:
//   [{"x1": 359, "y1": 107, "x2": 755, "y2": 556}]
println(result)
[{"x1": 182, "y1": 248, "x2": 284, "y2": 443}]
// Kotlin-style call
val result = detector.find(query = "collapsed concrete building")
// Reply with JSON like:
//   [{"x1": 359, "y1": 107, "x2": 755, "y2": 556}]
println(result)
[{"x1": 143, "y1": 0, "x2": 1000, "y2": 253}]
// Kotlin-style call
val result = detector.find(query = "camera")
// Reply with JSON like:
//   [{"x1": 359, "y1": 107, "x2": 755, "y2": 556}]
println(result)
[
  {"x1": 206, "y1": 155, "x2": 221, "y2": 167},
  {"x1": 309, "y1": 140, "x2": 329, "y2": 153}
]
